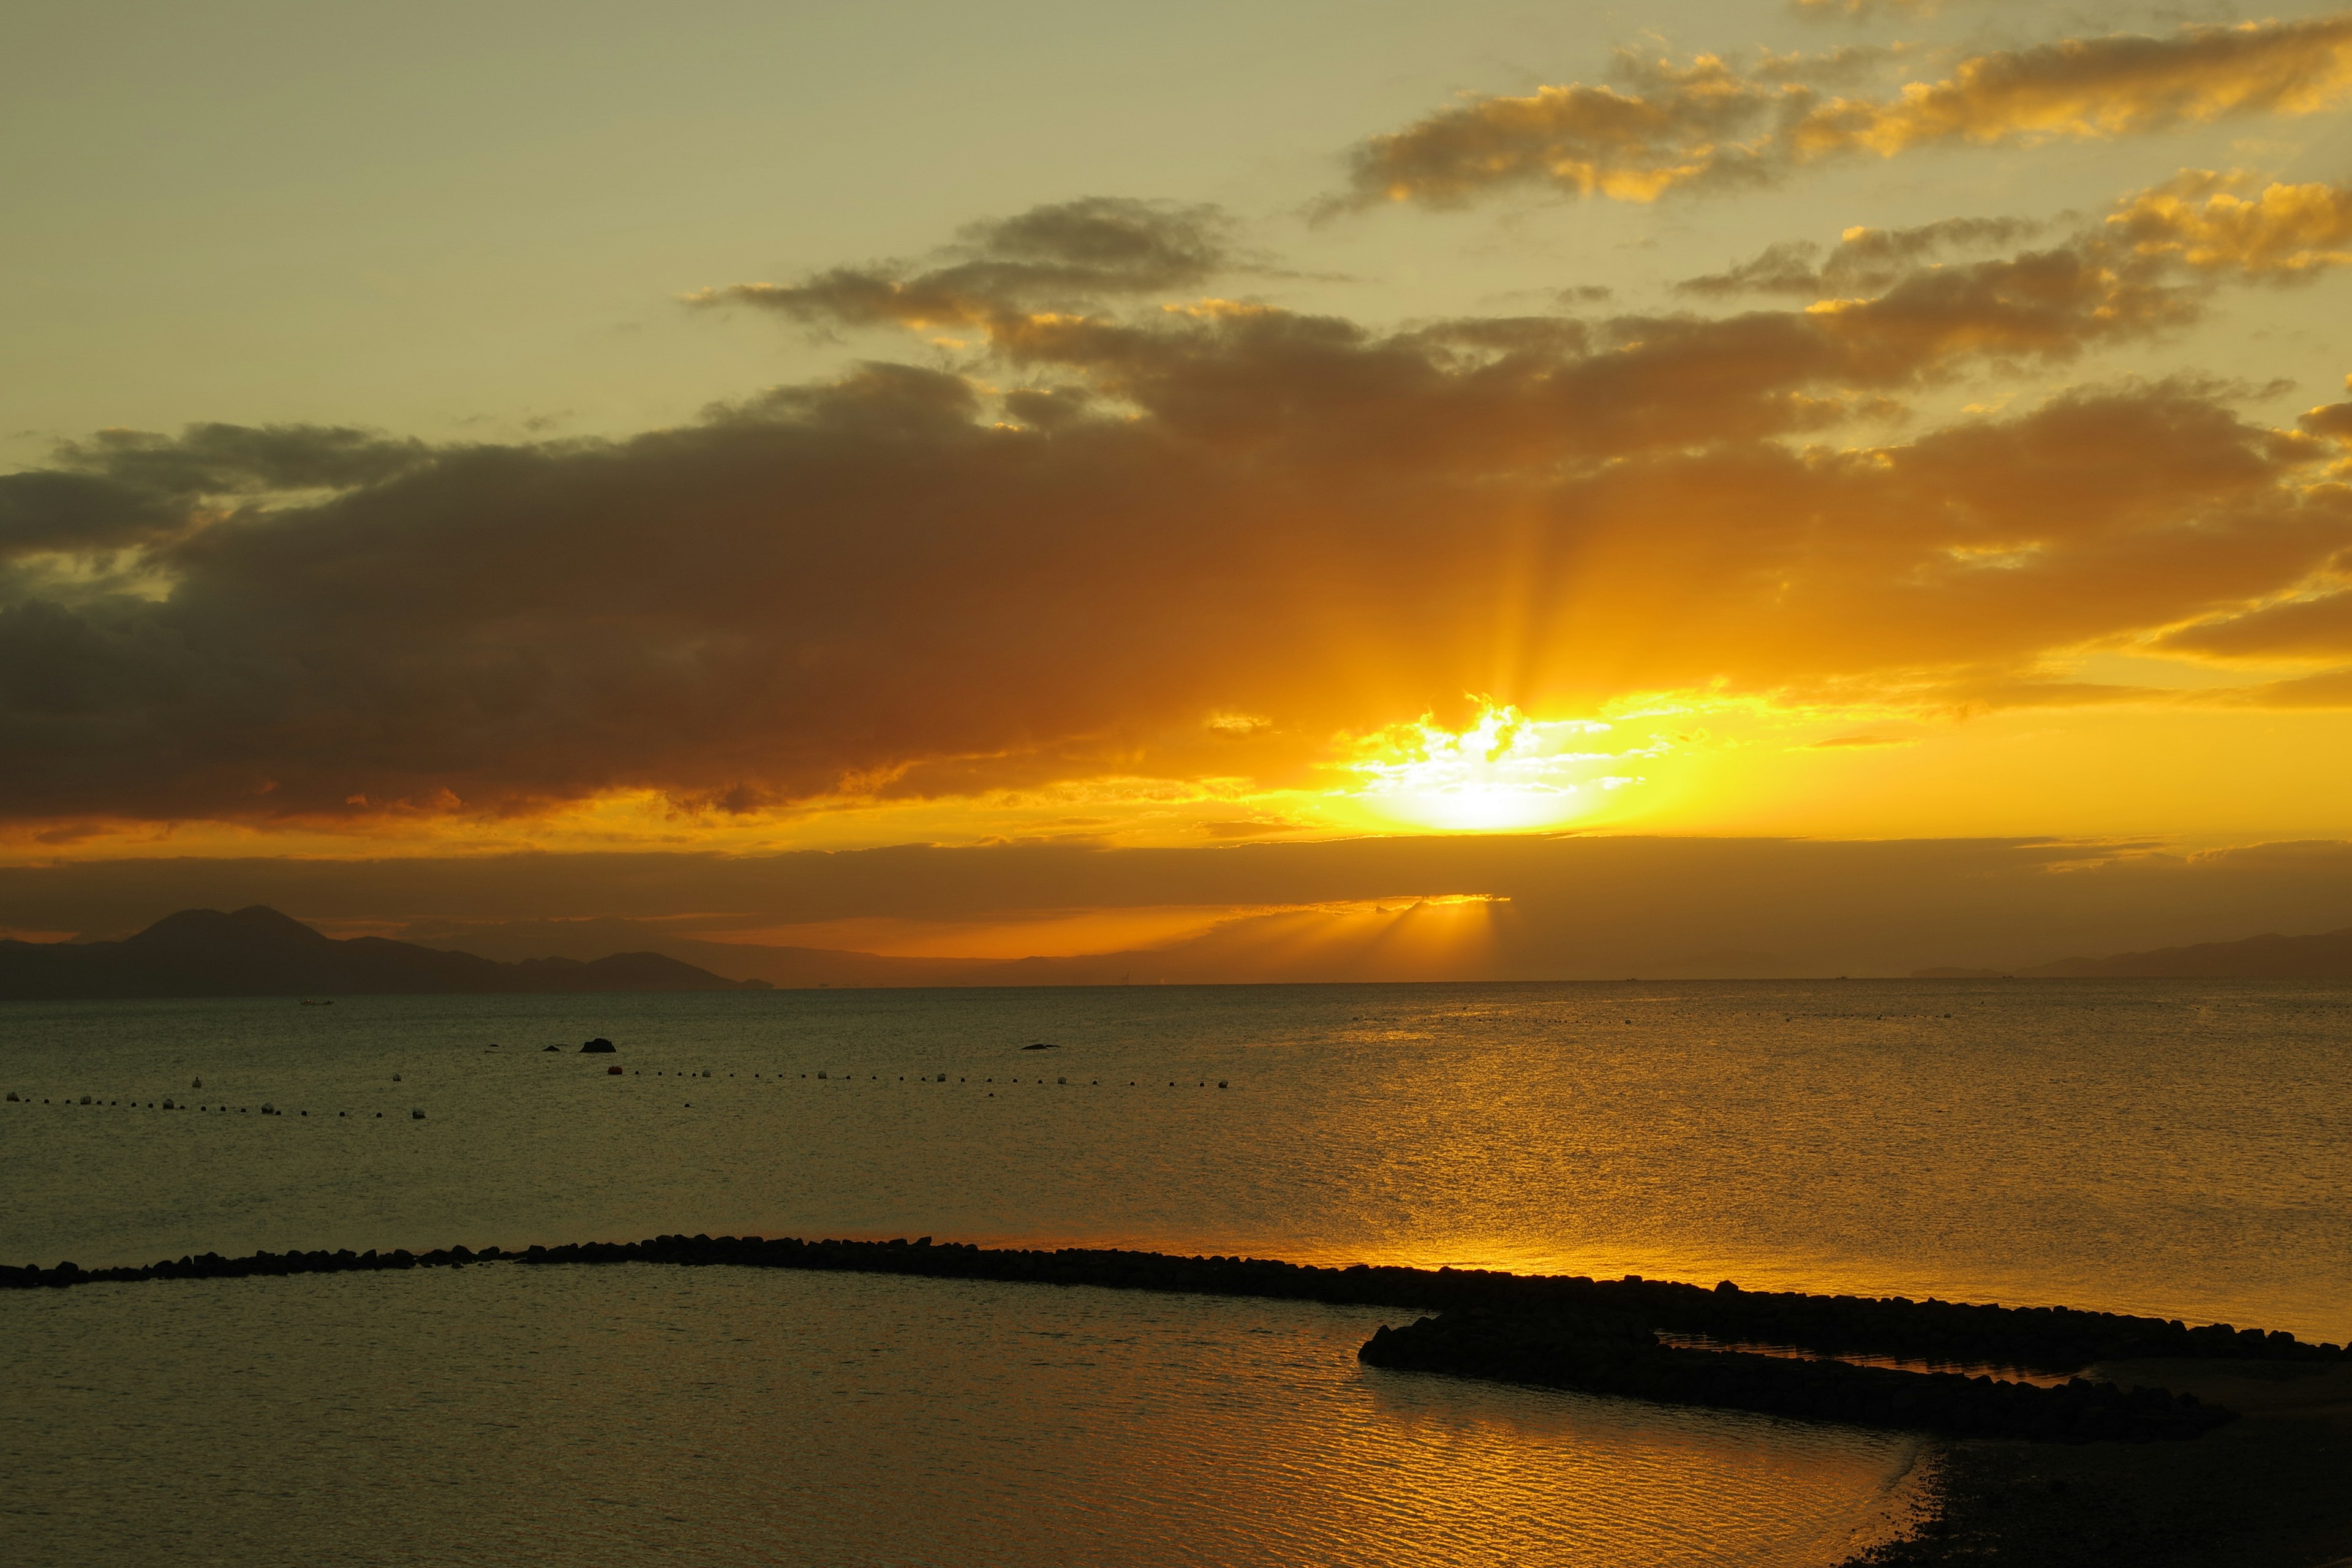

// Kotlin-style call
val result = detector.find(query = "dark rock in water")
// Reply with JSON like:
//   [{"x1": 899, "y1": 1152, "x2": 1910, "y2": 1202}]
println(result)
[
  {"x1": 542, "y1": 1044, "x2": 562, "y2": 1052},
  {"x1": 580, "y1": 1038, "x2": 616, "y2": 1054},
  {"x1": 1022, "y1": 1042, "x2": 1058, "y2": 1050}
]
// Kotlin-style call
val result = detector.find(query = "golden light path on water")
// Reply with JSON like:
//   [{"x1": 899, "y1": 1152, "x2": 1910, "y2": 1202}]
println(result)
[{"x1": 3, "y1": 980, "x2": 2346, "y2": 1564}]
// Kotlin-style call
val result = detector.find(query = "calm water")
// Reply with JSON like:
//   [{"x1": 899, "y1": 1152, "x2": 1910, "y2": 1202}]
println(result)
[{"x1": 4, "y1": 979, "x2": 2348, "y2": 1564}]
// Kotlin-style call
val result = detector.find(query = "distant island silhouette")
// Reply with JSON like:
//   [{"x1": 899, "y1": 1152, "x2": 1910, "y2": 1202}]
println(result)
[
  {"x1": 1915, "y1": 926, "x2": 2352, "y2": 980},
  {"x1": 0, "y1": 905, "x2": 771, "y2": 1000}
]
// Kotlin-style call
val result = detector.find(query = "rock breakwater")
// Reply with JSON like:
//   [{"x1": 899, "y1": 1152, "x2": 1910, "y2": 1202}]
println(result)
[
  {"x1": 1356, "y1": 1306, "x2": 2234, "y2": 1442},
  {"x1": 7, "y1": 1235, "x2": 2339, "y2": 1374}
]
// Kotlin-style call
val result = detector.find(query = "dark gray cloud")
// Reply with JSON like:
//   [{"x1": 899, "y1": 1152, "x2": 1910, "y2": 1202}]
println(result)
[
  {"x1": 1678, "y1": 216, "x2": 2046, "y2": 297},
  {"x1": 688, "y1": 197, "x2": 1239, "y2": 329}
]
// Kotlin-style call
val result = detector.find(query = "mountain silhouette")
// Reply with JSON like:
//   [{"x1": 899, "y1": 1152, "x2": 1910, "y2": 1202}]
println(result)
[
  {"x1": 2024, "y1": 927, "x2": 2352, "y2": 978},
  {"x1": 1917, "y1": 925, "x2": 2352, "y2": 979},
  {"x1": 0, "y1": 905, "x2": 771, "y2": 1000}
]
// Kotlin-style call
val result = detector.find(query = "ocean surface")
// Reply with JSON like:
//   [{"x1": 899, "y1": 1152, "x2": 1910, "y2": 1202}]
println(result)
[{"x1": 4, "y1": 979, "x2": 2346, "y2": 1566}]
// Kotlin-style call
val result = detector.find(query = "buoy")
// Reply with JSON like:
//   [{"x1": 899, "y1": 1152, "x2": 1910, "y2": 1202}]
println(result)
[
  {"x1": 192, "y1": 1077, "x2": 202, "y2": 1088},
  {"x1": 393, "y1": 1074, "x2": 402, "y2": 1082},
  {"x1": 412, "y1": 1109, "x2": 425, "y2": 1119},
  {"x1": 1218, "y1": 1080, "x2": 1228, "y2": 1089},
  {"x1": 607, "y1": 1065, "x2": 622, "y2": 1075}
]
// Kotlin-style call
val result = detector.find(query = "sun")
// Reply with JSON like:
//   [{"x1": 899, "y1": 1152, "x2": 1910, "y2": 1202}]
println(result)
[{"x1": 1335, "y1": 700, "x2": 1638, "y2": 832}]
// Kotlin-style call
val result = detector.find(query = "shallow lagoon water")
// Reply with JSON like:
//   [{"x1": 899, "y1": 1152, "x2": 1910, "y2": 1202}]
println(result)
[{"x1": 4, "y1": 979, "x2": 2347, "y2": 1564}]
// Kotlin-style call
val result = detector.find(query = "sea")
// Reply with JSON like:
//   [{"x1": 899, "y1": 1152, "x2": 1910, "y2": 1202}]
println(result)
[{"x1": 2, "y1": 979, "x2": 2346, "y2": 1566}]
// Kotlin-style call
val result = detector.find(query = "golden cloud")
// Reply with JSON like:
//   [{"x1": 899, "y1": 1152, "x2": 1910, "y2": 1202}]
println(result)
[
  {"x1": 2107, "y1": 171, "x2": 2352, "y2": 276},
  {"x1": 1338, "y1": 16, "x2": 2352, "y2": 209}
]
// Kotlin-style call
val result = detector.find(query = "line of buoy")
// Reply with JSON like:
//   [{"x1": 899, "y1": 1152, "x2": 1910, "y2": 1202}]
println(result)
[{"x1": 9, "y1": 1071, "x2": 1239, "y2": 1111}]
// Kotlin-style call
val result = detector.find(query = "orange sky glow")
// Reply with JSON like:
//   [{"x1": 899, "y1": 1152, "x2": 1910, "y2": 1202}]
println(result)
[{"x1": 10, "y1": 2, "x2": 2352, "y2": 974}]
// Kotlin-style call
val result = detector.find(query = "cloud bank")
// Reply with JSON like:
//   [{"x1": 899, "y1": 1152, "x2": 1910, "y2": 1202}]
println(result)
[{"x1": 6, "y1": 169, "x2": 2352, "y2": 834}]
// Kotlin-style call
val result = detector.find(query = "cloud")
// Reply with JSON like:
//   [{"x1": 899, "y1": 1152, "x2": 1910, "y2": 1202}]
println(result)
[
  {"x1": 0, "y1": 424, "x2": 428, "y2": 562},
  {"x1": 2159, "y1": 589, "x2": 2352, "y2": 661},
  {"x1": 2106, "y1": 170, "x2": 2352, "y2": 277},
  {"x1": 686, "y1": 197, "x2": 1239, "y2": 329},
  {"x1": 0, "y1": 375, "x2": 2337, "y2": 828},
  {"x1": 1336, "y1": 16, "x2": 2352, "y2": 209},
  {"x1": 10, "y1": 176, "x2": 2352, "y2": 831},
  {"x1": 1678, "y1": 216, "x2": 2044, "y2": 296},
  {"x1": 1789, "y1": 0, "x2": 1959, "y2": 19}
]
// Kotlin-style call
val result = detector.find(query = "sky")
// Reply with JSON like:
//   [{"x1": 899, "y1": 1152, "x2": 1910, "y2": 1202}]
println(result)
[{"x1": 10, "y1": 0, "x2": 2352, "y2": 972}]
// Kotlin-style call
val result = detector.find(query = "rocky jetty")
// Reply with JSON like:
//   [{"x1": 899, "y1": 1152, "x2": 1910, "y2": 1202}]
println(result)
[
  {"x1": 4, "y1": 1235, "x2": 2339, "y2": 1379},
  {"x1": 1355, "y1": 1306, "x2": 2233, "y2": 1442}
]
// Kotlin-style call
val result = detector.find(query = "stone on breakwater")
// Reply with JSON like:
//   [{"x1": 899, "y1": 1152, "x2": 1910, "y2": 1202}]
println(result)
[
  {"x1": 1354, "y1": 1307, "x2": 2234, "y2": 1443},
  {"x1": 6, "y1": 1235, "x2": 2340, "y2": 1378}
]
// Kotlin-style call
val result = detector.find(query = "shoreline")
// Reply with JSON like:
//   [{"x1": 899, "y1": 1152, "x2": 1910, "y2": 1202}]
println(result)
[
  {"x1": 11, "y1": 1233, "x2": 2347, "y2": 1563},
  {"x1": 1845, "y1": 1358, "x2": 2352, "y2": 1567}
]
